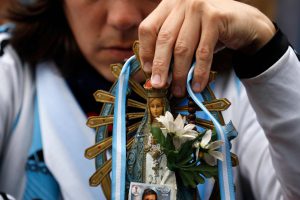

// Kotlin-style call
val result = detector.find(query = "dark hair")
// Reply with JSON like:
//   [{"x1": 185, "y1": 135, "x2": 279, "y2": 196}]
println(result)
[
  {"x1": 7, "y1": 0, "x2": 89, "y2": 76},
  {"x1": 142, "y1": 188, "x2": 157, "y2": 200}
]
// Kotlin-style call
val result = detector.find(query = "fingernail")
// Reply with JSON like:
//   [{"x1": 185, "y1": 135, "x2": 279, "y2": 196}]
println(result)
[
  {"x1": 192, "y1": 82, "x2": 201, "y2": 92},
  {"x1": 151, "y1": 74, "x2": 161, "y2": 85},
  {"x1": 143, "y1": 62, "x2": 151, "y2": 72},
  {"x1": 173, "y1": 85, "x2": 182, "y2": 96}
]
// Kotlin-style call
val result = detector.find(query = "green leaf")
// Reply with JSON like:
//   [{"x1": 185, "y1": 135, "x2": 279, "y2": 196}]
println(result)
[
  {"x1": 166, "y1": 151, "x2": 178, "y2": 171},
  {"x1": 151, "y1": 127, "x2": 219, "y2": 189},
  {"x1": 179, "y1": 171, "x2": 191, "y2": 188},
  {"x1": 176, "y1": 137, "x2": 198, "y2": 163},
  {"x1": 165, "y1": 134, "x2": 175, "y2": 151},
  {"x1": 179, "y1": 170, "x2": 205, "y2": 188},
  {"x1": 177, "y1": 155, "x2": 193, "y2": 166},
  {"x1": 193, "y1": 172, "x2": 205, "y2": 184},
  {"x1": 200, "y1": 171, "x2": 214, "y2": 179},
  {"x1": 180, "y1": 170, "x2": 196, "y2": 188},
  {"x1": 211, "y1": 128, "x2": 218, "y2": 141},
  {"x1": 151, "y1": 126, "x2": 166, "y2": 147},
  {"x1": 177, "y1": 160, "x2": 197, "y2": 169},
  {"x1": 198, "y1": 164, "x2": 218, "y2": 177}
]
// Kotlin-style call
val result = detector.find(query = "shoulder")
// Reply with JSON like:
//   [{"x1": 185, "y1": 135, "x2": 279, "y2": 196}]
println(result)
[
  {"x1": 0, "y1": 31, "x2": 34, "y2": 111},
  {"x1": 0, "y1": 31, "x2": 31, "y2": 84}
]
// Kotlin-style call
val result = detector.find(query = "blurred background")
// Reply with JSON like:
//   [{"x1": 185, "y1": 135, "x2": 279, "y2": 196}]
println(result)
[
  {"x1": 276, "y1": 0, "x2": 300, "y2": 52},
  {"x1": 0, "y1": 0, "x2": 299, "y2": 51},
  {"x1": 243, "y1": 0, "x2": 300, "y2": 52}
]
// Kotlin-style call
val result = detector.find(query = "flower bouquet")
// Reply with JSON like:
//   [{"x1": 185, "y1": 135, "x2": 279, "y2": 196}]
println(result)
[{"x1": 152, "y1": 111, "x2": 224, "y2": 189}]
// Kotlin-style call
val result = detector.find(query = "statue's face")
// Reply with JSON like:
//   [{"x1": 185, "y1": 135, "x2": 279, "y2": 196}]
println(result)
[{"x1": 149, "y1": 98, "x2": 164, "y2": 118}]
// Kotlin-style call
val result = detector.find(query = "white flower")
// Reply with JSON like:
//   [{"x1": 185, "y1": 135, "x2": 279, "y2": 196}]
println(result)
[
  {"x1": 194, "y1": 130, "x2": 224, "y2": 166},
  {"x1": 156, "y1": 111, "x2": 198, "y2": 149}
]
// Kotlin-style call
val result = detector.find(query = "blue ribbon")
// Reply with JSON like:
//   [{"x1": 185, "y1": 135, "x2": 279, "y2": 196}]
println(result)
[
  {"x1": 111, "y1": 56, "x2": 136, "y2": 200},
  {"x1": 111, "y1": 57, "x2": 235, "y2": 199},
  {"x1": 186, "y1": 63, "x2": 235, "y2": 200}
]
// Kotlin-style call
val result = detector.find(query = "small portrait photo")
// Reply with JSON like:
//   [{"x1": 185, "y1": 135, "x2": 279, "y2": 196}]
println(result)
[
  {"x1": 129, "y1": 182, "x2": 175, "y2": 200},
  {"x1": 142, "y1": 188, "x2": 157, "y2": 200}
]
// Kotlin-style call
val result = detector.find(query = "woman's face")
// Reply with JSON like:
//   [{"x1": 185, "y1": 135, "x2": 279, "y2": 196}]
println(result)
[
  {"x1": 63, "y1": 0, "x2": 160, "y2": 82},
  {"x1": 149, "y1": 98, "x2": 164, "y2": 118}
]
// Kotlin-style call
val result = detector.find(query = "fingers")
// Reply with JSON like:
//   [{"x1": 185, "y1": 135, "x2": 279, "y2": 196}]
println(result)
[
  {"x1": 171, "y1": 4, "x2": 202, "y2": 97},
  {"x1": 138, "y1": 0, "x2": 175, "y2": 76},
  {"x1": 150, "y1": 2, "x2": 185, "y2": 88},
  {"x1": 192, "y1": 10, "x2": 219, "y2": 93},
  {"x1": 139, "y1": 0, "x2": 224, "y2": 94}
]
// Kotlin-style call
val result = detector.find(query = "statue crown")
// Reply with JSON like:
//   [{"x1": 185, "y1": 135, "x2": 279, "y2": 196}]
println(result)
[{"x1": 144, "y1": 79, "x2": 168, "y2": 98}]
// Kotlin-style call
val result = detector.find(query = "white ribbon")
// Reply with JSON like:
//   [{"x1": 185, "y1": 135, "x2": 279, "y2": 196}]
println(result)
[
  {"x1": 186, "y1": 63, "x2": 235, "y2": 200},
  {"x1": 111, "y1": 56, "x2": 136, "y2": 200}
]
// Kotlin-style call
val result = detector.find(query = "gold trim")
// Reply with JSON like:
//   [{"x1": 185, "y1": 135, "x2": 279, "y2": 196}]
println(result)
[
  {"x1": 101, "y1": 177, "x2": 111, "y2": 199},
  {"x1": 208, "y1": 71, "x2": 217, "y2": 83},
  {"x1": 94, "y1": 89, "x2": 115, "y2": 199},
  {"x1": 174, "y1": 105, "x2": 194, "y2": 112},
  {"x1": 85, "y1": 122, "x2": 141, "y2": 159},
  {"x1": 175, "y1": 98, "x2": 231, "y2": 112},
  {"x1": 110, "y1": 62, "x2": 147, "y2": 100},
  {"x1": 127, "y1": 122, "x2": 141, "y2": 134},
  {"x1": 93, "y1": 90, "x2": 146, "y2": 109},
  {"x1": 89, "y1": 137, "x2": 135, "y2": 187},
  {"x1": 87, "y1": 112, "x2": 144, "y2": 128},
  {"x1": 85, "y1": 137, "x2": 112, "y2": 159},
  {"x1": 89, "y1": 159, "x2": 112, "y2": 186},
  {"x1": 195, "y1": 118, "x2": 214, "y2": 130},
  {"x1": 129, "y1": 79, "x2": 147, "y2": 100},
  {"x1": 206, "y1": 86, "x2": 225, "y2": 125},
  {"x1": 128, "y1": 99, "x2": 146, "y2": 109},
  {"x1": 133, "y1": 41, "x2": 150, "y2": 79},
  {"x1": 110, "y1": 63, "x2": 123, "y2": 78},
  {"x1": 231, "y1": 153, "x2": 239, "y2": 167},
  {"x1": 203, "y1": 98, "x2": 231, "y2": 111},
  {"x1": 133, "y1": 41, "x2": 141, "y2": 64},
  {"x1": 93, "y1": 90, "x2": 115, "y2": 103},
  {"x1": 127, "y1": 112, "x2": 146, "y2": 119},
  {"x1": 87, "y1": 116, "x2": 114, "y2": 128},
  {"x1": 126, "y1": 137, "x2": 135, "y2": 150}
]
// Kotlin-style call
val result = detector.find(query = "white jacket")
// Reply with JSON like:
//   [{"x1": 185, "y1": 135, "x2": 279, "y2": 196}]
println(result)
[
  {"x1": 215, "y1": 46, "x2": 300, "y2": 200},
  {"x1": 0, "y1": 32, "x2": 300, "y2": 199},
  {"x1": 0, "y1": 34, "x2": 103, "y2": 200}
]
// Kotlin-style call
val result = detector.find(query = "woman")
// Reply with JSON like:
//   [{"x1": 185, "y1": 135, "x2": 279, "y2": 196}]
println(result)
[{"x1": 0, "y1": 0, "x2": 300, "y2": 200}]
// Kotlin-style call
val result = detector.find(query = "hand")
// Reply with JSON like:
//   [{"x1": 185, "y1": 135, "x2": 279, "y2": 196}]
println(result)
[{"x1": 138, "y1": 0, "x2": 275, "y2": 97}]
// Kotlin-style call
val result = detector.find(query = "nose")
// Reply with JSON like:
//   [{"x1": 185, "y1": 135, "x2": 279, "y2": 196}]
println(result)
[{"x1": 107, "y1": 0, "x2": 143, "y2": 31}]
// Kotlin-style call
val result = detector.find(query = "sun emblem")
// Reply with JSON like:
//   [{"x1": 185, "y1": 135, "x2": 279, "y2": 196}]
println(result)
[{"x1": 84, "y1": 41, "x2": 238, "y2": 199}]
